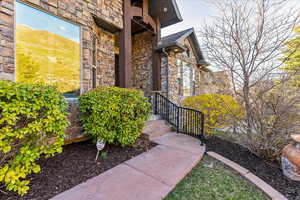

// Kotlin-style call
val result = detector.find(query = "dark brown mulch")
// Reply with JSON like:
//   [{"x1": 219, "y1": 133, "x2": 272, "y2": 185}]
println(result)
[
  {"x1": 206, "y1": 137, "x2": 300, "y2": 200},
  {"x1": 0, "y1": 137, "x2": 156, "y2": 200}
]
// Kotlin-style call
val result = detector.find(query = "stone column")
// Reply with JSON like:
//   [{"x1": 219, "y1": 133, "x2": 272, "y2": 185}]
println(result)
[{"x1": 119, "y1": 0, "x2": 132, "y2": 88}]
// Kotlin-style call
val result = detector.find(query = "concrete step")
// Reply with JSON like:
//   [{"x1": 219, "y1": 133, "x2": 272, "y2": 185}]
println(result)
[
  {"x1": 147, "y1": 114, "x2": 161, "y2": 121},
  {"x1": 153, "y1": 132, "x2": 205, "y2": 155},
  {"x1": 142, "y1": 120, "x2": 174, "y2": 140}
]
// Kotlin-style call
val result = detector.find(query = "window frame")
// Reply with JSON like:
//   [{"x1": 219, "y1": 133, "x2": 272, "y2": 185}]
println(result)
[
  {"x1": 182, "y1": 61, "x2": 193, "y2": 97},
  {"x1": 192, "y1": 68, "x2": 196, "y2": 96},
  {"x1": 92, "y1": 35, "x2": 98, "y2": 89}
]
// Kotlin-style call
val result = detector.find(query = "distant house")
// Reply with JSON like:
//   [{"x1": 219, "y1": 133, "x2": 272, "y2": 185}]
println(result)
[
  {"x1": 200, "y1": 70, "x2": 233, "y2": 95},
  {"x1": 0, "y1": 0, "x2": 210, "y2": 102},
  {"x1": 157, "y1": 28, "x2": 209, "y2": 103}
]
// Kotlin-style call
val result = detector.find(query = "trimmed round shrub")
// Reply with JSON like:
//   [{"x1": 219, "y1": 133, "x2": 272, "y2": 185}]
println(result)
[
  {"x1": 79, "y1": 86, "x2": 151, "y2": 146},
  {"x1": 182, "y1": 94, "x2": 244, "y2": 135},
  {"x1": 0, "y1": 81, "x2": 69, "y2": 195}
]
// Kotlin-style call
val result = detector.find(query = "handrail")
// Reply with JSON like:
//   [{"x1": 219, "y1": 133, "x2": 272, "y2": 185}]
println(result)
[{"x1": 151, "y1": 92, "x2": 205, "y2": 145}]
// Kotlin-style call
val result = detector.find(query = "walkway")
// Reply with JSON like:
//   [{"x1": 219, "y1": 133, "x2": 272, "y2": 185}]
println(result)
[{"x1": 51, "y1": 132, "x2": 205, "y2": 200}]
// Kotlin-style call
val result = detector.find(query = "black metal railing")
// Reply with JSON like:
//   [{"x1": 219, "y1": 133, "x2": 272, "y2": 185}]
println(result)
[{"x1": 151, "y1": 92, "x2": 205, "y2": 145}]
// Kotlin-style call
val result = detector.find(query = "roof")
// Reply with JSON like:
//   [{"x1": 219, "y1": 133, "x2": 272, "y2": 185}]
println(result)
[
  {"x1": 149, "y1": 0, "x2": 183, "y2": 28},
  {"x1": 157, "y1": 28, "x2": 209, "y2": 66}
]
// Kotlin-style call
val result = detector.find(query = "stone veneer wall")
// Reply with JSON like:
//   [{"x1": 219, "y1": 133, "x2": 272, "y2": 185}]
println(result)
[
  {"x1": 0, "y1": 0, "x2": 14, "y2": 80},
  {"x1": 162, "y1": 52, "x2": 180, "y2": 103},
  {"x1": 132, "y1": 31, "x2": 153, "y2": 91},
  {"x1": 161, "y1": 56, "x2": 168, "y2": 96},
  {"x1": 161, "y1": 38, "x2": 203, "y2": 104},
  {"x1": 93, "y1": 24, "x2": 116, "y2": 87},
  {"x1": 0, "y1": 0, "x2": 123, "y2": 92}
]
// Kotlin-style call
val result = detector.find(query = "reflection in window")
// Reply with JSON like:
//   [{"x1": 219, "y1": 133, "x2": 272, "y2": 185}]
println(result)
[
  {"x1": 192, "y1": 68, "x2": 196, "y2": 95},
  {"x1": 16, "y1": 1, "x2": 81, "y2": 97},
  {"x1": 182, "y1": 61, "x2": 193, "y2": 96}
]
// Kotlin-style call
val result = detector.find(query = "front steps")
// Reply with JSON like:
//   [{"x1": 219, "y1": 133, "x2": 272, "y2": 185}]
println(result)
[{"x1": 142, "y1": 120, "x2": 174, "y2": 140}]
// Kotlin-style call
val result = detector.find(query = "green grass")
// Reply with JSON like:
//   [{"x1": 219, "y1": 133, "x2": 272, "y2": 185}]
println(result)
[{"x1": 165, "y1": 155, "x2": 269, "y2": 200}]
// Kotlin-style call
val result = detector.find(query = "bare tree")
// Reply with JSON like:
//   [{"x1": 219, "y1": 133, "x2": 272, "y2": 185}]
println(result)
[{"x1": 200, "y1": 0, "x2": 300, "y2": 159}]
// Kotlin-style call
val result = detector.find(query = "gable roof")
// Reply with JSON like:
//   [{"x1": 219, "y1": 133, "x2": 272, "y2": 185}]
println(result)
[
  {"x1": 149, "y1": 0, "x2": 183, "y2": 28},
  {"x1": 157, "y1": 28, "x2": 209, "y2": 66}
]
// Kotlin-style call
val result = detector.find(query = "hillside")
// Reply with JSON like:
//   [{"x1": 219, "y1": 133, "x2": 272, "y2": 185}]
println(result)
[{"x1": 16, "y1": 25, "x2": 80, "y2": 95}]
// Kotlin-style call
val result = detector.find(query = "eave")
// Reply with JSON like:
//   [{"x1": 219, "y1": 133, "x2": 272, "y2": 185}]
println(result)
[
  {"x1": 157, "y1": 28, "x2": 210, "y2": 68},
  {"x1": 149, "y1": 0, "x2": 183, "y2": 28}
]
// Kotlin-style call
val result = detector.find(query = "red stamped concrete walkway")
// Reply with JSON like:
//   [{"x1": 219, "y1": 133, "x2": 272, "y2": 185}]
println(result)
[{"x1": 51, "y1": 132, "x2": 205, "y2": 200}]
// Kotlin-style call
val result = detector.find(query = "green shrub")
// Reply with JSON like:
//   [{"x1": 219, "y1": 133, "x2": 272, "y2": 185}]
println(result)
[
  {"x1": 182, "y1": 94, "x2": 244, "y2": 135},
  {"x1": 79, "y1": 86, "x2": 151, "y2": 146},
  {"x1": 0, "y1": 81, "x2": 69, "y2": 195}
]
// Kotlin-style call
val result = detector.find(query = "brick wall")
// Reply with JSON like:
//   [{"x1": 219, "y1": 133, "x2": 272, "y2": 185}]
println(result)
[{"x1": 0, "y1": 0, "x2": 123, "y2": 92}]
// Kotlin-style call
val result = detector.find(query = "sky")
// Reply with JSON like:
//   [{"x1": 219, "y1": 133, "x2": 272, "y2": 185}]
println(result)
[
  {"x1": 16, "y1": 1, "x2": 80, "y2": 43},
  {"x1": 162, "y1": 0, "x2": 300, "y2": 37},
  {"x1": 162, "y1": 0, "x2": 300, "y2": 71},
  {"x1": 162, "y1": 0, "x2": 215, "y2": 36}
]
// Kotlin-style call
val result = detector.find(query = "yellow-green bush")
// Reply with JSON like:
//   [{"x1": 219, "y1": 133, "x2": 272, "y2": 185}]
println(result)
[
  {"x1": 79, "y1": 86, "x2": 151, "y2": 146},
  {"x1": 182, "y1": 94, "x2": 244, "y2": 135},
  {"x1": 0, "y1": 81, "x2": 69, "y2": 195}
]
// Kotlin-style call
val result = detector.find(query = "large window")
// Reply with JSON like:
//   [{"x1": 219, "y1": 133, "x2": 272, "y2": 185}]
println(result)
[
  {"x1": 16, "y1": 1, "x2": 81, "y2": 97},
  {"x1": 182, "y1": 61, "x2": 193, "y2": 96},
  {"x1": 177, "y1": 60, "x2": 195, "y2": 96}
]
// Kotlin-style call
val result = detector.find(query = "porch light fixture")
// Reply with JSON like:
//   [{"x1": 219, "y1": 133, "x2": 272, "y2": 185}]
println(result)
[{"x1": 163, "y1": 7, "x2": 168, "y2": 12}]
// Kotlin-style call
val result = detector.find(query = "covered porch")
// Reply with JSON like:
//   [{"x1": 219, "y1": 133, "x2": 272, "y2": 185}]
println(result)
[{"x1": 115, "y1": 0, "x2": 182, "y2": 92}]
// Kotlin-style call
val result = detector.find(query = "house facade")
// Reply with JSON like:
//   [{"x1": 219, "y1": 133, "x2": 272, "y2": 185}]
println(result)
[
  {"x1": 0, "y1": 0, "x2": 209, "y2": 102},
  {"x1": 158, "y1": 28, "x2": 209, "y2": 104}
]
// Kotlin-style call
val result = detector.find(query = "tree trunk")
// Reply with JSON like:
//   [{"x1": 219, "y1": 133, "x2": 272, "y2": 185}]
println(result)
[{"x1": 243, "y1": 80, "x2": 252, "y2": 137}]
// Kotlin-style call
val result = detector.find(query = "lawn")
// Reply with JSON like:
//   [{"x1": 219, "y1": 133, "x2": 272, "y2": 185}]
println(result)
[{"x1": 165, "y1": 155, "x2": 269, "y2": 200}]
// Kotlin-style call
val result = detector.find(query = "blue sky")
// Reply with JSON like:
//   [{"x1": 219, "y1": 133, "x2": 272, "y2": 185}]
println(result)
[{"x1": 16, "y1": 1, "x2": 80, "y2": 43}]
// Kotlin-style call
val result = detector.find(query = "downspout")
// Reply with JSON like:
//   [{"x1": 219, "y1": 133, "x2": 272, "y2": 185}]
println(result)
[{"x1": 162, "y1": 48, "x2": 169, "y2": 99}]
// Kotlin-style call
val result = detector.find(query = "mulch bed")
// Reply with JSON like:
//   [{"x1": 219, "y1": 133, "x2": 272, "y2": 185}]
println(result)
[
  {"x1": 206, "y1": 137, "x2": 300, "y2": 200},
  {"x1": 0, "y1": 137, "x2": 156, "y2": 200}
]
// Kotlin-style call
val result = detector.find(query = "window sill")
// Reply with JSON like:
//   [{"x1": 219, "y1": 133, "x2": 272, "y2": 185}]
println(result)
[{"x1": 64, "y1": 97, "x2": 79, "y2": 104}]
